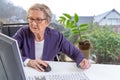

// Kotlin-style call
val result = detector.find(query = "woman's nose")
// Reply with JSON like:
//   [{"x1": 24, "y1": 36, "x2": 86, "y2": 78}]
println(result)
[{"x1": 32, "y1": 21, "x2": 37, "y2": 26}]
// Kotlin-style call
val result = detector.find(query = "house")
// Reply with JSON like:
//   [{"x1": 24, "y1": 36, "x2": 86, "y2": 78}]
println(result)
[
  {"x1": 94, "y1": 9, "x2": 120, "y2": 25},
  {"x1": 78, "y1": 9, "x2": 120, "y2": 33},
  {"x1": 94, "y1": 9, "x2": 120, "y2": 33}
]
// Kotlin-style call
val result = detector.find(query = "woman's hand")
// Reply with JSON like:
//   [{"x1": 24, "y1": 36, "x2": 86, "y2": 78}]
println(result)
[
  {"x1": 79, "y1": 58, "x2": 91, "y2": 69},
  {"x1": 27, "y1": 59, "x2": 48, "y2": 72}
]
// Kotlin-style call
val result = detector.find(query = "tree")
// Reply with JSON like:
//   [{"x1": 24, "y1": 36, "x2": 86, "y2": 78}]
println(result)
[
  {"x1": 0, "y1": 0, "x2": 27, "y2": 23},
  {"x1": 89, "y1": 26, "x2": 120, "y2": 64}
]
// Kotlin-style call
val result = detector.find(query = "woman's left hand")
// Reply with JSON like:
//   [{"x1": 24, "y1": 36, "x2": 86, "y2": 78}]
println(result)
[{"x1": 79, "y1": 58, "x2": 91, "y2": 69}]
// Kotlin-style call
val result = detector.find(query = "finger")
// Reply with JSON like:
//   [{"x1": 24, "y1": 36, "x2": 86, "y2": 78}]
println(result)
[
  {"x1": 80, "y1": 59, "x2": 85, "y2": 67},
  {"x1": 83, "y1": 60, "x2": 91, "y2": 69},
  {"x1": 34, "y1": 65, "x2": 42, "y2": 72},
  {"x1": 80, "y1": 59, "x2": 89, "y2": 69},
  {"x1": 37, "y1": 60, "x2": 48, "y2": 67},
  {"x1": 36, "y1": 63, "x2": 45, "y2": 72},
  {"x1": 28, "y1": 60, "x2": 43, "y2": 71}
]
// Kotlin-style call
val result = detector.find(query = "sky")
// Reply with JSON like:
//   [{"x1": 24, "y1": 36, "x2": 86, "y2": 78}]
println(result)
[{"x1": 10, "y1": 0, "x2": 120, "y2": 17}]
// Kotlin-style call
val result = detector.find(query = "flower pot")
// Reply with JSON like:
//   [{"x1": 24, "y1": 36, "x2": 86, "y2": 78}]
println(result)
[
  {"x1": 78, "y1": 40, "x2": 90, "y2": 59},
  {"x1": 80, "y1": 49, "x2": 90, "y2": 59},
  {"x1": 79, "y1": 40, "x2": 90, "y2": 50}
]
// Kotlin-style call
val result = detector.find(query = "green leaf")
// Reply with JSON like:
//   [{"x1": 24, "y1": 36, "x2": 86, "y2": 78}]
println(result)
[
  {"x1": 71, "y1": 28, "x2": 79, "y2": 34},
  {"x1": 69, "y1": 25, "x2": 76, "y2": 28},
  {"x1": 69, "y1": 21, "x2": 75, "y2": 27},
  {"x1": 72, "y1": 30, "x2": 79, "y2": 34},
  {"x1": 57, "y1": 20, "x2": 64, "y2": 25},
  {"x1": 80, "y1": 28, "x2": 88, "y2": 32},
  {"x1": 74, "y1": 13, "x2": 79, "y2": 23},
  {"x1": 71, "y1": 27, "x2": 78, "y2": 31},
  {"x1": 59, "y1": 16, "x2": 66, "y2": 21},
  {"x1": 63, "y1": 13, "x2": 72, "y2": 19},
  {"x1": 80, "y1": 24, "x2": 88, "y2": 27},
  {"x1": 66, "y1": 20, "x2": 70, "y2": 28}
]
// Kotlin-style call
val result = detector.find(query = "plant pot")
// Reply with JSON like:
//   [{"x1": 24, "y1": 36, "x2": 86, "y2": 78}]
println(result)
[
  {"x1": 79, "y1": 40, "x2": 90, "y2": 50},
  {"x1": 80, "y1": 49, "x2": 90, "y2": 59},
  {"x1": 78, "y1": 40, "x2": 90, "y2": 59}
]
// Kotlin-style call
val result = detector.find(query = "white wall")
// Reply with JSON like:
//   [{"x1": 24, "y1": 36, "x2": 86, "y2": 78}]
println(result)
[{"x1": 99, "y1": 11, "x2": 120, "y2": 25}]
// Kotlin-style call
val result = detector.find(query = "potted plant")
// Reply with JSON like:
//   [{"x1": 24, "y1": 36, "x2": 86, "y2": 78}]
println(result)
[{"x1": 58, "y1": 13, "x2": 90, "y2": 59}]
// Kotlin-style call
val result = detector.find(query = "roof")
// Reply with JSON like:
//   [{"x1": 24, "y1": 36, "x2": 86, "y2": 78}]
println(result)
[
  {"x1": 94, "y1": 9, "x2": 120, "y2": 23},
  {"x1": 78, "y1": 16, "x2": 94, "y2": 24}
]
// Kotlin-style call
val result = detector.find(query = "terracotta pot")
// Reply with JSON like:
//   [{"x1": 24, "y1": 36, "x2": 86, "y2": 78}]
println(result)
[
  {"x1": 79, "y1": 40, "x2": 90, "y2": 50},
  {"x1": 80, "y1": 49, "x2": 90, "y2": 59},
  {"x1": 78, "y1": 40, "x2": 90, "y2": 59}
]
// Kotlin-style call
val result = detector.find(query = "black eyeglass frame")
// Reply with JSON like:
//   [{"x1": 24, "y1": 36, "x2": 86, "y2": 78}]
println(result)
[{"x1": 27, "y1": 17, "x2": 47, "y2": 23}]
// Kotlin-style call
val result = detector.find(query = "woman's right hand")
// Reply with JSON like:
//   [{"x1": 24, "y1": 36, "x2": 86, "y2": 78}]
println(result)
[{"x1": 27, "y1": 59, "x2": 48, "y2": 72}]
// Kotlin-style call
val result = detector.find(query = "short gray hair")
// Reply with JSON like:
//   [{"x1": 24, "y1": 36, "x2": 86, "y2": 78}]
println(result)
[{"x1": 27, "y1": 3, "x2": 52, "y2": 22}]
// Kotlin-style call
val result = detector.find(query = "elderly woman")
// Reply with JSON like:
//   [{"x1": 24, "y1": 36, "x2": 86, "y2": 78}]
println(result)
[{"x1": 13, "y1": 3, "x2": 90, "y2": 72}]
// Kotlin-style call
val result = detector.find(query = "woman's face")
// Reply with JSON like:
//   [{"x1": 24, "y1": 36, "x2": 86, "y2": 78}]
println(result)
[{"x1": 27, "y1": 10, "x2": 49, "y2": 34}]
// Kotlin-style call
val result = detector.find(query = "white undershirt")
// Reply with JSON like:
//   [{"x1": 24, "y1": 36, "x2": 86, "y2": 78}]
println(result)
[
  {"x1": 24, "y1": 40, "x2": 44, "y2": 66},
  {"x1": 35, "y1": 40, "x2": 44, "y2": 59}
]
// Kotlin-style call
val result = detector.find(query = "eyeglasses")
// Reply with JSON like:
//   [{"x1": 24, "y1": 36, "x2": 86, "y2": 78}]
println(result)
[{"x1": 27, "y1": 17, "x2": 46, "y2": 23}]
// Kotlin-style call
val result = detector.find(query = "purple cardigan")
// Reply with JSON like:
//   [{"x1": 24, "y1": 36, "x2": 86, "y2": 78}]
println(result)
[{"x1": 13, "y1": 26, "x2": 84, "y2": 65}]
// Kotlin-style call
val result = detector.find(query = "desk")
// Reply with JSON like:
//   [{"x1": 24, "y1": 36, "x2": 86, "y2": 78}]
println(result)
[
  {"x1": 85, "y1": 64, "x2": 120, "y2": 80},
  {"x1": 24, "y1": 61, "x2": 120, "y2": 80}
]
